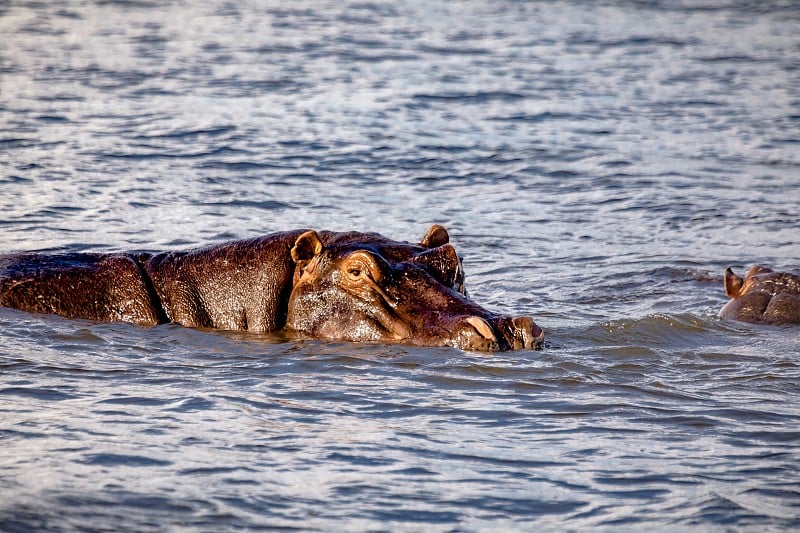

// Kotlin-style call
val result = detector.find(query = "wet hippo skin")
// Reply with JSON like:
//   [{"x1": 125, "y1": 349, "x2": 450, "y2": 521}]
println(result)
[
  {"x1": 719, "y1": 266, "x2": 800, "y2": 325},
  {"x1": 0, "y1": 226, "x2": 543, "y2": 351},
  {"x1": 0, "y1": 253, "x2": 166, "y2": 326}
]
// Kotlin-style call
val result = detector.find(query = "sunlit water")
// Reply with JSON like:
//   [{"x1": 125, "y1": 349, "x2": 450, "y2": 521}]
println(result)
[{"x1": 2, "y1": 1, "x2": 799, "y2": 530}]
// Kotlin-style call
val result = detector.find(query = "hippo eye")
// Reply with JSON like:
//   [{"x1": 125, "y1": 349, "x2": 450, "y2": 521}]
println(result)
[{"x1": 343, "y1": 251, "x2": 385, "y2": 284}]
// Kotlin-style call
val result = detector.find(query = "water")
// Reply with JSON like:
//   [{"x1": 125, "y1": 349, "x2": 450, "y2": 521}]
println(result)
[{"x1": 2, "y1": 0, "x2": 799, "y2": 529}]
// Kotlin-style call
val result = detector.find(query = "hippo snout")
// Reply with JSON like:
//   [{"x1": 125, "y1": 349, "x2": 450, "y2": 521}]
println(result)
[
  {"x1": 451, "y1": 315, "x2": 544, "y2": 352},
  {"x1": 484, "y1": 315, "x2": 543, "y2": 351},
  {"x1": 451, "y1": 316, "x2": 501, "y2": 352}
]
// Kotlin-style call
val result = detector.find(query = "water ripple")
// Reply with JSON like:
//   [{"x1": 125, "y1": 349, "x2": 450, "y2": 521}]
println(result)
[{"x1": 1, "y1": 1, "x2": 799, "y2": 530}]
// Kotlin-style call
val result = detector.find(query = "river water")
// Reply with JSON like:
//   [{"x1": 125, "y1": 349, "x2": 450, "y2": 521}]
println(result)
[{"x1": 1, "y1": 1, "x2": 799, "y2": 530}]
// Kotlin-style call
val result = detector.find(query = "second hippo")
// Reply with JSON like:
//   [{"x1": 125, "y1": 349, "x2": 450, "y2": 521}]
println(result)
[{"x1": 719, "y1": 266, "x2": 800, "y2": 325}]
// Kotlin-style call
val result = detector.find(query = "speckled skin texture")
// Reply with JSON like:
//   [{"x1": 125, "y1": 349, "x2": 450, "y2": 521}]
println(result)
[{"x1": 720, "y1": 266, "x2": 800, "y2": 325}]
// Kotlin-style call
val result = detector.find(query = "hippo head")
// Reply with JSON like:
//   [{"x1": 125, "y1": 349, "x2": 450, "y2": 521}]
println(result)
[
  {"x1": 285, "y1": 227, "x2": 543, "y2": 351},
  {"x1": 720, "y1": 266, "x2": 800, "y2": 324}
]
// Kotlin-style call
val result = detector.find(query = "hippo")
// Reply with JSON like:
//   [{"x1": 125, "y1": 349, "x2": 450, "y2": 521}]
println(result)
[
  {"x1": 719, "y1": 266, "x2": 800, "y2": 325},
  {"x1": 0, "y1": 225, "x2": 544, "y2": 351}
]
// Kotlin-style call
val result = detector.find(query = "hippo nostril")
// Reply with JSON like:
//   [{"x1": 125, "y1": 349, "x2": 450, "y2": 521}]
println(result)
[{"x1": 512, "y1": 316, "x2": 544, "y2": 350}]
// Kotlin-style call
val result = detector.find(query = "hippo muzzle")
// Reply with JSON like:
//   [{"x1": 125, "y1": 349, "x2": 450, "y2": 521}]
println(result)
[{"x1": 449, "y1": 315, "x2": 544, "y2": 352}]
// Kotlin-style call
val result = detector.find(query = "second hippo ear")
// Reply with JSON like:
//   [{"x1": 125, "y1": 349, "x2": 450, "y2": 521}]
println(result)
[
  {"x1": 420, "y1": 224, "x2": 450, "y2": 248},
  {"x1": 724, "y1": 267, "x2": 744, "y2": 298},
  {"x1": 291, "y1": 230, "x2": 324, "y2": 268}
]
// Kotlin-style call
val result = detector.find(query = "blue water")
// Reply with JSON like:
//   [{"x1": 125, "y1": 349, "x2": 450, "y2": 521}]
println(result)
[{"x1": 2, "y1": 1, "x2": 800, "y2": 530}]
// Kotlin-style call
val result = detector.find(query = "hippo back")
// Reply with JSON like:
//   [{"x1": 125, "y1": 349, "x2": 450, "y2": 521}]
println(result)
[
  {"x1": 141, "y1": 231, "x2": 306, "y2": 332},
  {"x1": 0, "y1": 253, "x2": 164, "y2": 325}
]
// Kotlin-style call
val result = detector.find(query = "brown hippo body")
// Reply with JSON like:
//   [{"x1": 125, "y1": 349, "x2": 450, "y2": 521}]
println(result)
[
  {"x1": 719, "y1": 266, "x2": 800, "y2": 325},
  {"x1": 140, "y1": 230, "x2": 306, "y2": 332},
  {"x1": 0, "y1": 226, "x2": 542, "y2": 351},
  {"x1": 0, "y1": 252, "x2": 164, "y2": 326}
]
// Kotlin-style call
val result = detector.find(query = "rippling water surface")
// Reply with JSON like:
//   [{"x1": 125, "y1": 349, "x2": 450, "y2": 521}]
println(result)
[{"x1": 2, "y1": 1, "x2": 800, "y2": 530}]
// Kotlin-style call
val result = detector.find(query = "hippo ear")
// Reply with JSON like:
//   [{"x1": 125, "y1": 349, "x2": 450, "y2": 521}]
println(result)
[
  {"x1": 420, "y1": 224, "x2": 450, "y2": 248},
  {"x1": 724, "y1": 267, "x2": 744, "y2": 298},
  {"x1": 291, "y1": 230, "x2": 324, "y2": 267},
  {"x1": 412, "y1": 243, "x2": 466, "y2": 294}
]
